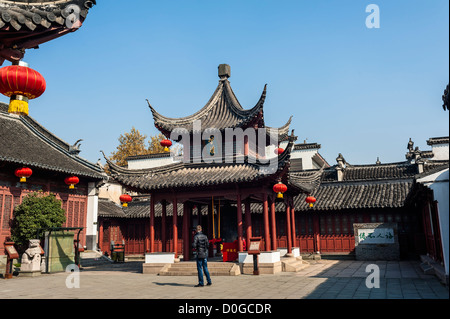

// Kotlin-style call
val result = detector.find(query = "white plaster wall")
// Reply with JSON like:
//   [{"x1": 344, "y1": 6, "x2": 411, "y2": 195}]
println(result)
[
  {"x1": 418, "y1": 169, "x2": 449, "y2": 275},
  {"x1": 86, "y1": 182, "x2": 99, "y2": 251},
  {"x1": 127, "y1": 156, "x2": 179, "y2": 169},
  {"x1": 98, "y1": 182, "x2": 123, "y2": 204},
  {"x1": 431, "y1": 144, "x2": 449, "y2": 160}
]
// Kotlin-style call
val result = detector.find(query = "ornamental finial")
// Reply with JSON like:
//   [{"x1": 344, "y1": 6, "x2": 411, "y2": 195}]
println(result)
[{"x1": 218, "y1": 64, "x2": 231, "y2": 79}]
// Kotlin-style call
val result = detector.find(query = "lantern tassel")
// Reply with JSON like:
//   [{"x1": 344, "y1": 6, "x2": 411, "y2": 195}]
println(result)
[
  {"x1": 122, "y1": 203, "x2": 128, "y2": 207},
  {"x1": 69, "y1": 184, "x2": 75, "y2": 189},
  {"x1": 277, "y1": 193, "x2": 283, "y2": 199},
  {"x1": 164, "y1": 147, "x2": 169, "y2": 152},
  {"x1": 20, "y1": 177, "x2": 26, "y2": 183},
  {"x1": 9, "y1": 99, "x2": 29, "y2": 116}
]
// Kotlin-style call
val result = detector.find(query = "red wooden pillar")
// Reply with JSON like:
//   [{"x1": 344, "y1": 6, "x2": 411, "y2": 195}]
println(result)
[
  {"x1": 237, "y1": 194, "x2": 243, "y2": 252},
  {"x1": 197, "y1": 204, "x2": 202, "y2": 228},
  {"x1": 99, "y1": 220, "x2": 104, "y2": 252},
  {"x1": 172, "y1": 196, "x2": 178, "y2": 258},
  {"x1": 161, "y1": 200, "x2": 166, "y2": 252},
  {"x1": 270, "y1": 196, "x2": 277, "y2": 250},
  {"x1": 149, "y1": 195, "x2": 155, "y2": 253},
  {"x1": 183, "y1": 202, "x2": 190, "y2": 261},
  {"x1": 244, "y1": 135, "x2": 249, "y2": 156},
  {"x1": 313, "y1": 213, "x2": 320, "y2": 253},
  {"x1": 245, "y1": 198, "x2": 252, "y2": 251},
  {"x1": 263, "y1": 193, "x2": 271, "y2": 251},
  {"x1": 286, "y1": 199, "x2": 292, "y2": 254},
  {"x1": 207, "y1": 202, "x2": 213, "y2": 257},
  {"x1": 291, "y1": 202, "x2": 297, "y2": 248}
]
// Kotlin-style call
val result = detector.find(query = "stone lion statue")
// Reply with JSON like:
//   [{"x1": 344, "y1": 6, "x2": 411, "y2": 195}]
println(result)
[{"x1": 21, "y1": 239, "x2": 42, "y2": 272}]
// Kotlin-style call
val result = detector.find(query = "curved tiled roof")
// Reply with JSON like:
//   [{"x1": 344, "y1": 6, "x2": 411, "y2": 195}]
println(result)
[
  {"x1": 341, "y1": 162, "x2": 418, "y2": 182},
  {"x1": 147, "y1": 67, "x2": 292, "y2": 142},
  {"x1": 149, "y1": 80, "x2": 265, "y2": 136},
  {"x1": 0, "y1": 102, "x2": 105, "y2": 179},
  {"x1": 1, "y1": 0, "x2": 96, "y2": 64},
  {"x1": 295, "y1": 181, "x2": 414, "y2": 211},
  {"x1": 0, "y1": 0, "x2": 95, "y2": 31},
  {"x1": 103, "y1": 131, "x2": 299, "y2": 192}
]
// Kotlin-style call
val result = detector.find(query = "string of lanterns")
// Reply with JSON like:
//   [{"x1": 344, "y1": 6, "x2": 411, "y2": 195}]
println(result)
[
  {"x1": 272, "y1": 180, "x2": 317, "y2": 208},
  {"x1": 14, "y1": 167, "x2": 81, "y2": 190}
]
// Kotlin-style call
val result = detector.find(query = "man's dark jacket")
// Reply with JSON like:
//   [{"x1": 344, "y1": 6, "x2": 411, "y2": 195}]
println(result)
[{"x1": 192, "y1": 231, "x2": 209, "y2": 259}]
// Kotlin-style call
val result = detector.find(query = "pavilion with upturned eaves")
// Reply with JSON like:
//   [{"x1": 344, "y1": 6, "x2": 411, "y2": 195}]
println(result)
[{"x1": 104, "y1": 64, "x2": 323, "y2": 274}]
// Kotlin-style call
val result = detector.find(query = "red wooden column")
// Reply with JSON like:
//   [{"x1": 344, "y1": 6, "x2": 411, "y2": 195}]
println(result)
[
  {"x1": 270, "y1": 196, "x2": 277, "y2": 250},
  {"x1": 161, "y1": 200, "x2": 166, "y2": 252},
  {"x1": 290, "y1": 201, "x2": 297, "y2": 248},
  {"x1": 313, "y1": 213, "x2": 320, "y2": 253},
  {"x1": 149, "y1": 195, "x2": 155, "y2": 253},
  {"x1": 172, "y1": 196, "x2": 178, "y2": 258},
  {"x1": 263, "y1": 193, "x2": 271, "y2": 251},
  {"x1": 182, "y1": 202, "x2": 190, "y2": 261},
  {"x1": 98, "y1": 220, "x2": 104, "y2": 252},
  {"x1": 244, "y1": 198, "x2": 252, "y2": 251},
  {"x1": 285, "y1": 199, "x2": 292, "y2": 254},
  {"x1": 197, "y1": 204, "x2": 202, "y2": 228},
  {"x1": 236, "y1": 194, "x2": 244, "y2": 252},
  {"x1": 207, "y1": 202, "x2": 213, "y2": 257}
]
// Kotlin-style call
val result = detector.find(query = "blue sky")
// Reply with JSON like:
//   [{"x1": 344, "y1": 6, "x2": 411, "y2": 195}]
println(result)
[{"x1": 4, "y1": 0, "x2": 448, "y2": 166}]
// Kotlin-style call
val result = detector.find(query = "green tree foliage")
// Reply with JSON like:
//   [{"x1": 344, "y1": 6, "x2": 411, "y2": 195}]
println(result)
[
  {"x1": 109, "y1": 127, "x2": 167, "y2": 167},
  {"x1": 11, "y1": 193, "x2": 66, "y2": 252}
]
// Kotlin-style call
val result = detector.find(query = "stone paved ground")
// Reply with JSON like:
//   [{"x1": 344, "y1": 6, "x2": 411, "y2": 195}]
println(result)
[{"x1": 1, "y1": 259, "x2": 448, "y2": 300}]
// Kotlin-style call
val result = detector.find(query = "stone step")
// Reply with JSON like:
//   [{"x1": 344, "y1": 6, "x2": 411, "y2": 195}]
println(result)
[
  {"x1": 168, "y1": 262, "x2": 235, "y2": 269},
  {"x1": 80, "y1": 250, "x2": 114, "y2": 267},
  {"x1": 281, "y1": 257, "x2": 310, "y2": 272},
  {"x1": 159, "y1": 262, "x2": 240, "y2": 276}
]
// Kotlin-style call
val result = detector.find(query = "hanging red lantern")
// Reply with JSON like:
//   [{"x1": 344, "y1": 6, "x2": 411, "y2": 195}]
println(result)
[
  {"x1": 65, "y1": 176, "x2": 79, "y2": 189},
  {"x1": 305, "y1": 196, "x2": 316, "y2": 208},
  {"x1": 15, "y1": 167, "x2": 32, "y2": 183},
  {"x1": 119, "y1": 194, "x2": 132, "y2": 207},
  {"x1": 160, "y1": 139, "x2": 172, "y2": 152},
  {"x1": 274, "y1": 147, "x2": 284, "y2": 155},
  {"x1": 0, "y1": 62, "x2": 46, "y2": 116},
  {"x1": 273, "y1": 182, "x2": 287, "y2": 199}
]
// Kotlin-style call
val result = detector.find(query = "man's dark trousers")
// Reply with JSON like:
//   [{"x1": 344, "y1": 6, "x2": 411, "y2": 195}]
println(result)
[{"x1": 197, "y1": 258, "x2": 211, "y2": 286}]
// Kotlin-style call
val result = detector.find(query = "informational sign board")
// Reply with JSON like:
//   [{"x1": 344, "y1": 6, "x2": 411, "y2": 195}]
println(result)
[
  {"x1": 4, "y1": 242, "x2": 19, "y2": 259},
  {"x1": 353, "y1": 223, "x2": 399, "y2": 261},
  {"x1": 247, "y1": 237, "x2": 262, "y2": 255},
  {"x1": 357, "y1": 228, "x2": 395, "y2": 244}
]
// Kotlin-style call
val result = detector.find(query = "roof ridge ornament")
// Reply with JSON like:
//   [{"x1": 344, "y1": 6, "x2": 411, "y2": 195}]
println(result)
[{"x1": 218, "y1": 64, "x2": 231, "y2": 80}]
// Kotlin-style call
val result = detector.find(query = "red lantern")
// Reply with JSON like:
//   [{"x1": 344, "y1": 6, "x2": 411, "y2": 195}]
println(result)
[
  {"x1": 65, "y1": 176, "x2": 79, "y2": 189},
  {"x1": 274, "y1": 147, "x2": 284, "y2": 155},
  {"x1": 15, "y1": 167, "x2": 32, "y2": 183},
  {"x1": 0, "y1": 62, "x2": 46, "y2": 116},
  {"x1": 305, "y1": 196, "x2": 316, "y2": 208},
  {"x1": 160, "y1": 139, "x2": 172, "y2": 152},
  {"x1": 119, "y1": 194, "x2": 132, "y2": 207},
  {"x1": 273, "y1": 182, "x2": 287, "y2": 199}
]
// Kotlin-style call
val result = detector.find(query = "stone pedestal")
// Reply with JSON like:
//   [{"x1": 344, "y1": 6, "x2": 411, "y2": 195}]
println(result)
[
  {"x1": 142, "y1": 252, "x2": 175, "y2": 274},
  {"x1": 277, "y1": 247, "x2": 300, "y2": 258},
  {"x1": 238, "y1": 251, "x2": 282, "y2": 274},
  {"x1": 19, "y1": 270, "x2": 41, "y2": 277}
]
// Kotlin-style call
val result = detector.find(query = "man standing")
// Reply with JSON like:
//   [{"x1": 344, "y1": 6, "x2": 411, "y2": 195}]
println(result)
[{"x1": 192, "y1": 225, "x2": 212, "y2": 287}]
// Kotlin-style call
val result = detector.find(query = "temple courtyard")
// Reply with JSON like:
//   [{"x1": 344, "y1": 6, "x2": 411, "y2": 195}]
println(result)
[{"x1": 1, "y1": 259, "x2": 447, "y2": 300}]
